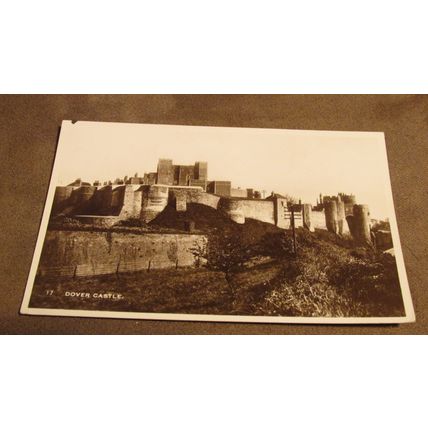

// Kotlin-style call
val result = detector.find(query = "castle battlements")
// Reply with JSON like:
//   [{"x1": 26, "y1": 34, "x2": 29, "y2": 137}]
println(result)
[{"x1": 53, "y1": 159, "x2": 372, "y2": 245}]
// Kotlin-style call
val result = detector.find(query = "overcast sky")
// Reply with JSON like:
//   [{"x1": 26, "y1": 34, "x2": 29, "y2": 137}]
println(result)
[{"x1": 54, "y1": 121, "x2": 396, "y2": 220}]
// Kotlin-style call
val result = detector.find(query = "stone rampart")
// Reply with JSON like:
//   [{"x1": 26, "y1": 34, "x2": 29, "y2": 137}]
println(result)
[
  {"x1": 192, "y1": 192, "x2": 220, "y2": 209},
  {"x1": 350, "y1": 204, "x2": 371, "y2": 245},
  {"x1": 119, "y1": 185, "x2": 143, "y2": 218},
  {"x1": 168, "y1": 186, "x2": 220, "y2": 209},
  {"x1": 37, "y1": 230, "x2": 207, "y2": 278},
  {"x1": 219, "y1": 198, "x2": 275, "y2": 225},
  {"x1": 274, "y1": 197, "x2": 289, "y2": 229},
  {"x1": 50, "y1": 184, "x2": 368, "y2": 240},
  {"x1": 140, "y1": 185, "x2": 169, "y2": 223},
  {"x1": 311, "y1": 210, "x2": 328, "y2": 230},
  {"x1": 302, "y1": 204, "x2": 314, "y2": 232}
]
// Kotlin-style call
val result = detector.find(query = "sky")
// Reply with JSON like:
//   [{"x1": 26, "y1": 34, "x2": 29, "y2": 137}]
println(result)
[{"x1": 54, "y1": 121, "x2": 396, "y2": 220}]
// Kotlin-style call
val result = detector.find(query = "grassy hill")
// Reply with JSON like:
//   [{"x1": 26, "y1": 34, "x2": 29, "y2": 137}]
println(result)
[{"x1": 32, "y1": 203, "x2": 405, "y2": 318}]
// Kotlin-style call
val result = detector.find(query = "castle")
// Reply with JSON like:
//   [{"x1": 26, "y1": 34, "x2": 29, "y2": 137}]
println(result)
[
  {"x1": 52, "y1": 158, "x2": 373, "y2": 245},
  {"x1": 76, "y1": 159, "x2": 255, "y2": 199}
]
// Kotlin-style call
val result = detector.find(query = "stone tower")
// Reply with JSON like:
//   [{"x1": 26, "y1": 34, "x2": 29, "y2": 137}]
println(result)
[
  {"x1": 194, "y1": 161, "x2": 208, "y2": 181},
  {"x1": 351, "y1": 204, "x2": 371, "y2": 245},
  {"x1": 156, "y1": 159, "x2": 174, "y2": 185}
]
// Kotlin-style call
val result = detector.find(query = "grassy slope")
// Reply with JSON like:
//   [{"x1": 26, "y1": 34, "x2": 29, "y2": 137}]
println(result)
[{"x1": 32, "y1": 203, "x2": 405, "y2": 317}]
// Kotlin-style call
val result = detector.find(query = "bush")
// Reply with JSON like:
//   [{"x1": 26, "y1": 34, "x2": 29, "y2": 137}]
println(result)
[
  {"x1": 256, "y1": 232, "x2": 295, "y2": 259},
  {"x1": 327, "y1": 253, "x2": 404, "y2": 316},
  {"x1": 258, "y1": 234, "x2": 404, "y2": 317}
]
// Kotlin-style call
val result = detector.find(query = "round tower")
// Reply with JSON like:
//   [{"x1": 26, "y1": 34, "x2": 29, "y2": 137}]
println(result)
[
  {"x1": 302, "y1": 204, "x2": 314, "y2": 232},
  {"x1": 342, "y1": 194, "x2": 357, "y2": 216},
  {"x1": 140, "y1": 185, "x2": 169, "y2": 223},
  {"x1": 324, "y1": 200, "x2": 338, "y2": 234},
  {"x1": 53, "y1": 186, "x2": 73, "y2": 206},
  {"x1": 336, "y1": 200, "x2": 349, "y2": 235},
  {"x1": 77, "y1": 186, "x2": 96, "y2": 203},
  {"x1": 219, "y1": 199, "x2": 245, "y2": 224},
  {"x1": 352, "y1": 204, "x2": 371, "y2": 245}
]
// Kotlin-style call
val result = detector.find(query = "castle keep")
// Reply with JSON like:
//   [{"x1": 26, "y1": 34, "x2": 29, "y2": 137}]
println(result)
[
  {"x1": 156, "y1": 159, "x2": 208, "y2": 188},
  {"x1": 53, "y1": 159, "x2": 372, "y2": 244}
]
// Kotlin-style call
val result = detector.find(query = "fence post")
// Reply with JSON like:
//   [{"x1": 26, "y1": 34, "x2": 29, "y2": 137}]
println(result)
[
  {"x1": 116, "y1": 255, "x2": 121, "y2": 275},
  {"x1": 291, "y1": 208, "x2": 297, "y2": 256}
]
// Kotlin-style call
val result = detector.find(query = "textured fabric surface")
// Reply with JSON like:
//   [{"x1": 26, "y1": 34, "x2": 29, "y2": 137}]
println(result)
[{"x1": 0, "y1": 94, "x2": 427, "y2": 334}]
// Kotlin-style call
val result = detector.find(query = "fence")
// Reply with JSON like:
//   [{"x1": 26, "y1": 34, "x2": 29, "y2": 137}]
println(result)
[{"x1": 37, "y1": 257, "x2": 195, "y2": 279}]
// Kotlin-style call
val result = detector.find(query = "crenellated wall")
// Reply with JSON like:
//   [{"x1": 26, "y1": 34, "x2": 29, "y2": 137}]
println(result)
[{"x1": 51, "y1": 184, "x2": 371, "y2": 244}]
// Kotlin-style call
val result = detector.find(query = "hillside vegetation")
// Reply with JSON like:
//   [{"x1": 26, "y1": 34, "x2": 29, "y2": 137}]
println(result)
[
  {"x1": 153, "y1": 203, "x2": 405, "y2": 317},
  {"x1": 34, "y1": 203, "x2": 405, "y2": 317}
]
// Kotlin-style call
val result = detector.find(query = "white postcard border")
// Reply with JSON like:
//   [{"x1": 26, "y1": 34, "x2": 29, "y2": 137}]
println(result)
[{"x1": 20, "y1": 121, "x2": 415, "y2": 324}]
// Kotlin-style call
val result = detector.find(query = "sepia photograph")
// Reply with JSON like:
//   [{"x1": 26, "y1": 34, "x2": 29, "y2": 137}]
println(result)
[{"x1": 20, "y1": 120, "x2": 414, "y2": 323}]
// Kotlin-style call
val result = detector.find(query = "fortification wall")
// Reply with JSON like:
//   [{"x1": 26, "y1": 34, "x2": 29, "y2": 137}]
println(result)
[
  {"x1": 37, "y1": 230, "x2": 207, "y2": 278},
  {"x1": 375, "y1": 230, "x2": 393, "y2": 250},
  {"x1": 237, "y1": 200, "x2": 275, "y2": 223},
  {"x1": 52, "y1": 186, "x2": 75, "y2": 214},
  {"x1": 218, "y1": 197, "x2": 310, "y2": 229},
  {"x1": 337, "y1": 200, "x2": 350, "y2": 234},
  {"x1": 218, "y1": 199, "x2": 245, "y2": 223},
  {"x1": 169, "y1": 187, "x2": 220, "y2": 209},
  {"x1": 119, "y1": 185, "x2": 143, "y2": 218},
  {"x1": 349, "y1": 204, "x2": 371, "y2": 245},
  {"x1": 168, "y1": 186, "x2": 202, "y2": 202},
  {"x1": 323, "y1": 200, "x2": 351, "y2": 235},
  {"x1": 274, "y1": 197, "x2": 289, "y2": 229},
  {"x1": 230, "y1": 188, "x2": 247, "y2": 198},
  {"x1": 91, "y1": 185, "x2": 113, "y2": 215},
  {"x1": 219, "y1": 199, "x2": 275, "y2": 225},
  {"x1": 192, "y1": 192, "x2": 220, "y2": 209},
  {"x1": 140, "y1": 185, "x2": 169, "y2": 223},
  {"x1": 302, "y1": 204, "x2": 314, "y2": 232},
  {"x1": 311, "y1": 210, "x2": 327, "y2": 230},
  {"x1": 73, "y1": 186, "x2": 97, "y2": 205},
  {"x1": 111, "y1": 187, "x2": 124, "y2": 212},
  {"x1": 53, "y1": 186, "x2": 74, "y2": 206}
]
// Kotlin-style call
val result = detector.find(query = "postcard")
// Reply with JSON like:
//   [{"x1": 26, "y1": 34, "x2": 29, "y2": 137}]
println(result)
[{"x1": 20, "y1": 120, "x2": 415, "y2": 323}]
